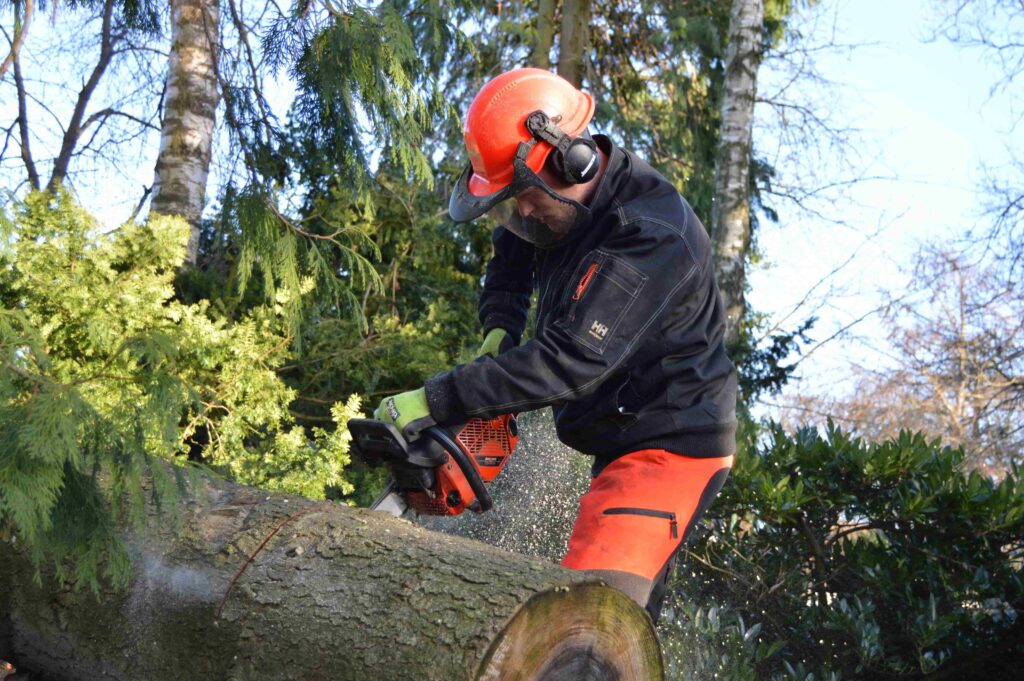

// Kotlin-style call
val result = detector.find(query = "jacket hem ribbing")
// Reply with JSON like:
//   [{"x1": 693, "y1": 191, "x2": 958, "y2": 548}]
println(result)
[{"x1": 587, "y1": 423, "x2": 738, "y2": 476}]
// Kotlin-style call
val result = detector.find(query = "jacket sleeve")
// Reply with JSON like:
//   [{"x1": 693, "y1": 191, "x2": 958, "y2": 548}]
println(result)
[
  {"x1": 425, "y1": 218, "x2": 708, "y2": 422},
  {"x1": 477, "y1": 226, "x2": 535, "y2": 345}
]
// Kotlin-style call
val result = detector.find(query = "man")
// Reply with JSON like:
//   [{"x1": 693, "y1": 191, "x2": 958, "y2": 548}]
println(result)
[{"x1": 375, "y1": 68, "x2": 737, "y2": 621}]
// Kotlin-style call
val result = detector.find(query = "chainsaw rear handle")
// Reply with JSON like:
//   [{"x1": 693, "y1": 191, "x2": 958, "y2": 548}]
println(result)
[{"x1": 422, "y1": 426, "x2": 494, "y2": 512}]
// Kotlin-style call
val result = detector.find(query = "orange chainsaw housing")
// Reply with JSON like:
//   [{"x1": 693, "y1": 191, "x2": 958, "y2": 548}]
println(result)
[{"x1": 404, "y1": 414, "x2": 519, "y2": 515}]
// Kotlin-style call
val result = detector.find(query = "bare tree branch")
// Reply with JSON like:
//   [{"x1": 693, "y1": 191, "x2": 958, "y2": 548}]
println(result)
[
  {"x1": 0, "y1": 0, "x2": 33, "y2": 80},
  {"x1": 81, "y1": 107, "x2": 161, "y2": 133},
  {"x1": 0, "y1": 119, "x2": 16, "y2": 161},
  {"x1": 225, "y1": 0, "x2": 274, "y2": 145},
  {"x1": 775, "y1": 249, "x2": 1023, "y2": 477},
  {"x1": 932, "y1": 0, "x2": 1024, "y2": 97},
  {"x1": 47, "y1": 0, "x2": 118, "y2": 191},
  {"x1": 755, "y1": 216, "x2": 896, "y2": 344},
  {"x1": 12, "y1": 53, "x2": 39, "y2": 190},
  {"x1": 126, "y1": 184, "x2": 153, "y2": 224}
]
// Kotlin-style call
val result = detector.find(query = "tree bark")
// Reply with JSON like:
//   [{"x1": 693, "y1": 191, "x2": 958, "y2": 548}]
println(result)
[
  {"x1": 12, "y1": 54, "x2": 39, "y2": 191},
  {"x1": 531, "y1": 0, "x2": 557, "y2": 70},
  {"x1": 711, "y1": 0, "x2": 764, "y2": 347},
  {"x1": 556, "y1": 0, "x2": 589, "y2": 86},
  {"x1": 0, "y1": 470, "x2": 663, "y2": 680},
  {"x1": 150, "y1": 0, "x2": 221, "y2": 268}
]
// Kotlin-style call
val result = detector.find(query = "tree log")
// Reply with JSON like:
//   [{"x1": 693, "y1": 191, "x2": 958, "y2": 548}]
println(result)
[{"x1": 0, "y1": 471, "x2": 662, "y2": 680}]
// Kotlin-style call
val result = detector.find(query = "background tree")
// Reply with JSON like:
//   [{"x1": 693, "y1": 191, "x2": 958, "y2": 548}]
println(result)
[
  {"x1": 150, "y1": 0, "x2": 220, "y2": 267},
  {"x1": 1, "y1": 0, "x2": 164, "y2": 197},
  {"x1": 530, "y1": 0, "x2": 557, "y2": 68},
  {"x1": 934, "y1": 0, "x2": 1023, "y2": 273},
  {"x1": 773, "y1": 0, "x2": 1024, "y2": 477},
  {"x1": 781, "y1": 248, "x2": 1023, "y2": 477},
  {"x1": 712, "y1": 0, "x2": 764, "y2": 346},
  {"x1": 0, "y1": 0, "x2": 480, "y2": 575},
  {"x1": 0, "y1": 192, "x2": 351, "y2": 589},
  {"x1": 556, "y1": 0, "x2": 589, "y2": 85}
]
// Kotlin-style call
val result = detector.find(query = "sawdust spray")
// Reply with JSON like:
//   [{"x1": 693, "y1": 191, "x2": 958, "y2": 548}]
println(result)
[{"x1": 413, "y1": 409, "x2": 590, "y2": 563}]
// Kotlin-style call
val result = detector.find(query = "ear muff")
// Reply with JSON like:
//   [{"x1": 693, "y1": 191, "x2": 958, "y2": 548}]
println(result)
[{"x1": 524, "y1": 110, "x2": 600, "y2": 185}]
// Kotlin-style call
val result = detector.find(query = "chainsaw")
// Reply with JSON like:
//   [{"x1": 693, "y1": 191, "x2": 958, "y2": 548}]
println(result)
[{"x1": 347, "y1": 414, "x2": 519, "y2": 517}]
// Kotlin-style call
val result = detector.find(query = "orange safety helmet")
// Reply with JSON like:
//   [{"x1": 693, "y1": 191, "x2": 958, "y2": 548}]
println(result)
[{"x1": 449, "y1": 68, "x2": 597, "y2": 224}]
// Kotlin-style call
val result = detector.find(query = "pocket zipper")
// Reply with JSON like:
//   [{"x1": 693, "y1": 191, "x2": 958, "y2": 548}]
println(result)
[
  {"x1": 603, "y1": 507, "x2": 678, "y2": 538},
  {"x1": 572, "y1": 262, "x2": 599, "y2": 301}
]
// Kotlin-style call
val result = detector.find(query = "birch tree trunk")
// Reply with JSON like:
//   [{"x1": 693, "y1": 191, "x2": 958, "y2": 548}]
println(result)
[
  {"x1": 556, "y1": 0, "x2": 590, "y2": 86},
  {"x1": 711, "y1": 0, "x2": 764, "y2": 346},
  {"x1": 150, "y1": 0, "x2": 221, "y2": 269},
  {"x1": 0, "y1": 471, "x2": 662, "y2": 681},
  {"x1": 531, "y1": 0, "x2": 557, "y2": 69}
]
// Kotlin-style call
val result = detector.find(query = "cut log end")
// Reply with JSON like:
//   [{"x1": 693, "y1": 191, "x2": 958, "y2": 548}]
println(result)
[{"x1": 476, "y1": 584, "x2": 663, "y2": 681}]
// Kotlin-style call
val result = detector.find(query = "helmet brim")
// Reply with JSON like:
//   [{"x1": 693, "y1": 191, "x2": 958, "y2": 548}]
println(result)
[{"x1": 449, "y1": 164, "x2": 513, "y2": 223}]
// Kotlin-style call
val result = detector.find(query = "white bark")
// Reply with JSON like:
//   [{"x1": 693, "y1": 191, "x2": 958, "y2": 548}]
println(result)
[
  {"x1": 151, "y1": 0, "x2": 221, "y2": 268},
  {"x1": 711, "y1": 0, "x2": 764, "y2": 346}
]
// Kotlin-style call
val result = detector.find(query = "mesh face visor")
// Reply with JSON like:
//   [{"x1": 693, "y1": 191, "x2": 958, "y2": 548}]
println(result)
[{"x1": 449, "y1": 142, "x2": 590, "y2": 249}]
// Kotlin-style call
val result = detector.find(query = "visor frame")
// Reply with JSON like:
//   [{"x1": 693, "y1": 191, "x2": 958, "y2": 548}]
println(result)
[{"x1": 449, "y1": 140, "x2": 581, "y2": 224}]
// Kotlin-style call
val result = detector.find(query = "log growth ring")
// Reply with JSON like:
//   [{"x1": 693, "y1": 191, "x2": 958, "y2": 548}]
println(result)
[{"x1": 476, "y1": 584, "x2": 663, "y2": 681}]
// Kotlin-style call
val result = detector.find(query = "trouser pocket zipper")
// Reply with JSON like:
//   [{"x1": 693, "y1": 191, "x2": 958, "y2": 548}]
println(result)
[{"x1": 603, "y1": 507, "x2": 678, "y2": 538}]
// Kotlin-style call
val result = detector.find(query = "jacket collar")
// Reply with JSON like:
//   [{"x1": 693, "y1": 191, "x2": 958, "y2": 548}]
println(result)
[{"x1": 584, "y1": 134, "x2": 628, "y2": 222}]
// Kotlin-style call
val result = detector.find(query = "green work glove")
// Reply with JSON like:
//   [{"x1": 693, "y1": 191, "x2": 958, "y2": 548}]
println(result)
[
  {"x1": 373, "y1": 387, "x2": 436, "y2": 440},
  {"x1": 476, "y1": 328, "x2": 516, "y2": 358}
]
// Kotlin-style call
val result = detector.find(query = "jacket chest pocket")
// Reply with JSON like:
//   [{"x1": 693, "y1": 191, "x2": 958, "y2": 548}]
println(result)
[{"x1": 556, "y1": 250, "x2": 647, "y2": 354}]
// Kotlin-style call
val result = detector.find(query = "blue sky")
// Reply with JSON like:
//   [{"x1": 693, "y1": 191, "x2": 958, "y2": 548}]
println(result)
[{"x1": 747, "y1": 0, "x2": 1017, "y2": 410}]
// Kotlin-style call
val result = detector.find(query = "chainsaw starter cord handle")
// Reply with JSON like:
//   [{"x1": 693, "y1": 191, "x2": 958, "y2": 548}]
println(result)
[{"x1": 423, "y1": 426, "x2": 493, "y2": 512}]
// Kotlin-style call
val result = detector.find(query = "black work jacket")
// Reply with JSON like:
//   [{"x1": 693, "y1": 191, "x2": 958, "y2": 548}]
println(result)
[{"x1": 426, "y1": 136, "x2": 737, "y2": 474}]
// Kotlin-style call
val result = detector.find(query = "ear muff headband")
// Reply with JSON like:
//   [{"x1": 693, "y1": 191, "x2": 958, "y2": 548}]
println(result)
[{"x1": 524, "y1": 110, "x2": 600, "y2": 185}]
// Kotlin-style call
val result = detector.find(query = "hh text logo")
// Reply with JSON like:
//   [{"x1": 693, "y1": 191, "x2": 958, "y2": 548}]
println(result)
[{"x1": 588, "y1": 320, "x2": 609, "y2": 341}]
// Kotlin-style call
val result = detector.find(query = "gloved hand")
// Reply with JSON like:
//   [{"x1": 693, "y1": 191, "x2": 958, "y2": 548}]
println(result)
[
  {"x1": 476, "y1": 327, "x2": 516, "y2": 358},
  {"x1": 374, "y1": 387, "x2": 436, "y2": 440}
]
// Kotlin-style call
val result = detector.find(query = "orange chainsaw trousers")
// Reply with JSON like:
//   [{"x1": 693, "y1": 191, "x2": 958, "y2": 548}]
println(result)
[{"x1": 560, "y1": 449, "x2": 733, "y2": 621}]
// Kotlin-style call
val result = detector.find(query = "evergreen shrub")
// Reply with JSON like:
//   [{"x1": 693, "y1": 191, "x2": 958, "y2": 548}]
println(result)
[
  {"x1": 0, "y1": 193, "x2": 360, "y2": 590},
  {"x1": 663, "y1": 423, "x2": 1023, "y2": 680}
]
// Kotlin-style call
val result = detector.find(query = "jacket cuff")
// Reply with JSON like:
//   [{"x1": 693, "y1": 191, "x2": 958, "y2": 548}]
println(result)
[
  {"x1": 481, "y1": 312, "x2": 523, "y2": 346},
  {"x1": 424, "y1": 371, "x2": 462, "y2": 424}
]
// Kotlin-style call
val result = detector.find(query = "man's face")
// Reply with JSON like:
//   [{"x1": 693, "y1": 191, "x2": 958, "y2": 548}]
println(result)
[
  {"x1": 510, "y1": 161, "x2": 586, "y2": 236},
  {"x1": 478, "y1": 148, "x2": 602, "y2": 248},
  {"x1": 513, "y1": 186, "x2": 576, "y2": 236}
]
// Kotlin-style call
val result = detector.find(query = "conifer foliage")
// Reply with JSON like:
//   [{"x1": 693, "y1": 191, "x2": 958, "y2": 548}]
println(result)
[
  {"x1": 207, "y1": 0, "x2": 475, "y2": 332},
  {"x1": 0, "y1": 192, "x2": 360, "y2": 590}
]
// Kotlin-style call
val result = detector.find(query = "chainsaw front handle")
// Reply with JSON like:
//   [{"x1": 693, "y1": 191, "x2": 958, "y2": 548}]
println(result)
[{"x1": 422, "y1": 426, "x2": 494, "y2": 512}]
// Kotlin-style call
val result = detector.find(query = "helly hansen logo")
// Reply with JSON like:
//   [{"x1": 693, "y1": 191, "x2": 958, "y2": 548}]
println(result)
[{"x1": 589, "y1": 320, "x2": 609, "y2": 340}]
